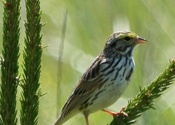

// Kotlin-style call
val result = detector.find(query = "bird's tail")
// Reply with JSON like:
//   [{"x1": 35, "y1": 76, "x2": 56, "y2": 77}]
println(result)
[
  {"x1": 54, "y1": 116, "x2": 64, "y2": 125},
  {"x1": 54, "y1": 114, "x2": 70, "y2": 125},
  {"x1": 54, "y1": 110, "x2": 79, "y2": 125}
]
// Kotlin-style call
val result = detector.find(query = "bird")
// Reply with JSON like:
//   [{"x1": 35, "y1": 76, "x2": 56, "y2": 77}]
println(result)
[{"x1": 54, "y1": 31, "x2": 147, "y2": 125}]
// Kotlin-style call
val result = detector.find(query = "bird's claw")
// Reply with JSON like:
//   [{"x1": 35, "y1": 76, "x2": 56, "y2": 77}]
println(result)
[
  {"x1": 102, "y1": 107, "x2": 128, "y2": 117},
  {"x1": 115, "y1": 107, "x2": 128, "y2": 117}
]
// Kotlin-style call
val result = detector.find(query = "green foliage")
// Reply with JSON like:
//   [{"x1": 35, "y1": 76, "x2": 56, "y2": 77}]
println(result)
[
  {"x1": 110, "y1": 60, "x2": 175, "y2": 125},
  {"x1": 0, "y1": 0, "x2": 175, "y2": 125},
  {"x1": 0, "y1": 0, "x2": 20, "y2": 125},
  {"x1": 20, "y1": 0, "x2": 42, "y2": 125}
]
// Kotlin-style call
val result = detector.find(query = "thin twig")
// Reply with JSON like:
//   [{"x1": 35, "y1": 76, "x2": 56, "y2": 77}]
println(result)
[{"x1": 57, "y1": 10, "x2": 67, "y2": 117}]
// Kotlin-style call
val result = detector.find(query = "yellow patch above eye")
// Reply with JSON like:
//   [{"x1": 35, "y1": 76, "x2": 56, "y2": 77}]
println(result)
[{"x1": 118, "y1": 32, "x2": 137, "y2": 40}]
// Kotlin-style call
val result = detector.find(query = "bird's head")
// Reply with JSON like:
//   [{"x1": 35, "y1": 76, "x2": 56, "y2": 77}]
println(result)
[{"x1": 103, "y1": 31, "x2": 147, "y2": 57}]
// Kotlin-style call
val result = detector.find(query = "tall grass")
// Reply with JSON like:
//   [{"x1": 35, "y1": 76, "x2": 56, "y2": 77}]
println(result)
[{"x1": 0, "y1": 0, "x2": 175, "y2": 125}]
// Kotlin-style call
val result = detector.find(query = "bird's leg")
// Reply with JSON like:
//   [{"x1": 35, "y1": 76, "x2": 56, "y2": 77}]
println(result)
[
  {"x1": 102, "y1": 107, "x2": 128, "y2": 117},
  {"x1": 83, "y1": 112, "x2": 89, "y2": 125}
]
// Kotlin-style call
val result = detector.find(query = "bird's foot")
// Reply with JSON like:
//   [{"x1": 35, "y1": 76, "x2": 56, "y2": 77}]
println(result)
[{"x1": 102, "y1": 107, "x2": 128, "y2": 117}]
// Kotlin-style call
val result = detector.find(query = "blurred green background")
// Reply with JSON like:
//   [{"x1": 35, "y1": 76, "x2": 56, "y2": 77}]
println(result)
[{"x1": 0, "y1": 0, "x2": 175, "y2": 125}]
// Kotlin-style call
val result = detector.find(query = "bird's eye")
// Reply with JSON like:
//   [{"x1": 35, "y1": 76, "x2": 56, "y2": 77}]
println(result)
[
  {"x1": 124, "y1": 36, "x2": 131, "y2": 41},
  {"x1": 110, "y1": 42, "x2": 116, "y2": 48},
  {"x1": 119, "y1": 46, "x2": 126, "y2": 51}
]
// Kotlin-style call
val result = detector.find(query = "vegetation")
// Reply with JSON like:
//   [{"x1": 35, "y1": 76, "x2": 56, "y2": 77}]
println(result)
[{"x1": 0, "y1": 1, "x2": 175, "y2": 125}]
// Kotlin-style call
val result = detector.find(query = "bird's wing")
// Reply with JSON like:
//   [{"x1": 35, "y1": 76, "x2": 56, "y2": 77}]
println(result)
[{"x1": 60, "y1": 55, "x2": 111, "y2": 118}]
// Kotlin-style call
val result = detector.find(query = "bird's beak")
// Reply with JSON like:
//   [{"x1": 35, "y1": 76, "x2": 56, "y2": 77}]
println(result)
[{"x1": 136, "y1": 36, "x2": 147, "y2": 44}]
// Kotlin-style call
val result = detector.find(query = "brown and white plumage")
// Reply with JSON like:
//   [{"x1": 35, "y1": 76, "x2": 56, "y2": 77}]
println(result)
[{"x1": 54, "y1": 31, "x2": 147, "y2": 125}]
